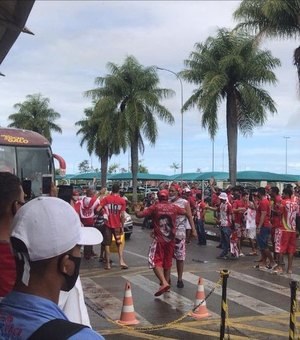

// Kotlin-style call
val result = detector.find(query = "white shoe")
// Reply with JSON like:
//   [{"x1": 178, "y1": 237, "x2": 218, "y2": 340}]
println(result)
[{"x1": 239, "y1": 252, "x2": 245, "y2": 257}]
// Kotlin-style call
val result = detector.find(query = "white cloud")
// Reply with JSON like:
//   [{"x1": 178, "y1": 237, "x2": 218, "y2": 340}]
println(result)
[{"x1": 1, "y1": 0, "x2": 299, "y2": 176}]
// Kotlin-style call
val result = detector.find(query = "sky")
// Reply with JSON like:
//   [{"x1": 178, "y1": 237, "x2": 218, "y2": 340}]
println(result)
[{"x1": 1, "y1": 0, "x2": 300, "y2": 176}]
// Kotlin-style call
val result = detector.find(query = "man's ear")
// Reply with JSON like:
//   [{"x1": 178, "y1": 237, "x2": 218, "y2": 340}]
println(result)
[{"x1": 58, "y1": 254, "x2": 73, "y2": 275}]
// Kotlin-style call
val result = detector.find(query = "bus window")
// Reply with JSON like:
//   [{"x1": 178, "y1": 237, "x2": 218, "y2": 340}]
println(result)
[
  {"x1": 0, "y1": 146, "x2": 17, "y2": 173},
  {"x1": 16, "y1": 146, "x2": 54, "y2": 197}
]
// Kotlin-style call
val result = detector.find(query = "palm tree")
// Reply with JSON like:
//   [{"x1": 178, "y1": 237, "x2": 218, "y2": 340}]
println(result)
[
  {"x1": 85, "y1": 55, "x2": 175, "y2": 202},
  {"x1": 8, "y1": 93, "x2": 61, "y2": 143},
  {"x1": 170, "y1": 162, "x2": 180, "y2": 174},
  {"x1": 234, "y1": 0, "x2": 300, "y2": 87},
  {"x1": 75, "y1": 103, "x2": 125, "y2": 188},
  {"x1": 180, "y1": 28, "x2": 280, "y2": 185}
]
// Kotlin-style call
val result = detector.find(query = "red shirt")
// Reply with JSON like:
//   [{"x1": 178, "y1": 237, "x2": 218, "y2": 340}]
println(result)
[
  {"x1": 196, "y1": 201, "x2": 206, "y2": 220},
  {"x1": 271, "y1": 194, "x2": 282, "y2": 228},
  {"x1": 0, "y1": 241, "x2": 16, "y2": 297},
  {"x1": 100, "y1": 194, "x2": 126, "y2": 228},
  {"x1": 233, "y1": 199, "x2": 248, "y2": 224},
  {"x1": 256, "y1": 197, "x2": 272, "y2": 227},
  {"x1": 211, "y1": 193, "x2": 220, "y2": 207},
  {"x1": 140, "y1": 201, "x2": 185, "y2": 243}
]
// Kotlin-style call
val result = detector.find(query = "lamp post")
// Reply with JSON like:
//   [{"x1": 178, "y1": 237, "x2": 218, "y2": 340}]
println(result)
[
  {"x1": 284, "y1": 136, "x2": 290, "y2": 174},
  {"x1": 156, "y1": 67, "x2": 184, "y2": 183},
  {"x1": 222, "y1": 144, "x2": 227, "y2": 172},
  {"x1": 212, "y1": 139, "x2": 215, "y2": 172}
]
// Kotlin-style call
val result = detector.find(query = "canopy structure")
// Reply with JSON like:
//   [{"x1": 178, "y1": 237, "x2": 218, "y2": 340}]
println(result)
[
  {"x1": 109, "y1": 172, "x2": 170, "y2": 181},
  {"x1": 60, "y1": 170, "x2": 300, "y2": 184},
  {"x1": 169, "y1": 173, "x2": 202, "y2": 181},
  {"x1": 69, "y1": 172, "x2": 105, "y2": 181},
  {"x1": 0, "y1": 0, "x2": 35, "y2": 72},
  {"x1": 236, "y1": 171, "x2": 300, "y2": 183},
  {"x1": 196, "y1": 172, "x2": 229, "y2": 181}
]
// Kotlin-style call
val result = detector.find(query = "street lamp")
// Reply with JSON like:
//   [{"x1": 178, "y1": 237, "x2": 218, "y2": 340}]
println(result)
[
  {"x1": 283, "y1": 136, "x2": 290, "y2": 174},
  {"x1": 222, "y1": 144, "x2": 227, "y2": 172},
  {"x1": 156, "y1": 67, "x2": 184, "y2": 183}
]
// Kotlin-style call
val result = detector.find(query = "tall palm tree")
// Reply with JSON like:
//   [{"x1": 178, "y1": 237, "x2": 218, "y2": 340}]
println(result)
[
  {"x1": 8, "y1": 93, "x2": 61, "y2": 143},
  {"x1": 180, "y1": 28, "x2": 280, "y2": 185},
  {"x1": 75, "y1": 102, "x2": 125, "y2": 188},
  {"x1": 85, "y1": 55, "x2": 175, "y2": 202},
  {"x1": 234, "y1": 0, "x2": 300, "y2": 87}
]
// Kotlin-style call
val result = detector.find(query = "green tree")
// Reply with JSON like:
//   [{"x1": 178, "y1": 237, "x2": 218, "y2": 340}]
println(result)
[
  {"x1": 75, "y1": 104, "x2": 125, "y2": 188},
  {"x1": 8, "y1": 93, "x2": 61, "y2": 143},
  {"x1": 180, "y1": 29, "x2": 280, "y2": 185},
  {"x1": 108, "y1": 163, "x2": 119, "y2": 174},
  {"x1": 78, "y1": 160, "x2": 90, "y2": 173},
  {"x1": 85, "y1": 55, "x2": 175, "y2": 202},
  {"x1": 234, "y1": 0, "x2": 300, "y2": 86},
  {"x1": 170, "y1": 162, "x2": 180, "y2": 174},
  {"x1": 138, "y1": 164, "x2": 149, "y2": 173}
]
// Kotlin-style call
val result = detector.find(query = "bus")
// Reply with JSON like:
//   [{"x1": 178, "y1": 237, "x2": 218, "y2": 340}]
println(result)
[{"x1": 0, "y1": 127, "x2": 66, "y2": 197}]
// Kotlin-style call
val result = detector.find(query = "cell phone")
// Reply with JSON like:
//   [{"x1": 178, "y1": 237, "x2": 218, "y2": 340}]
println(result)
[
  {"x1": 42, "y1": 174, "x2": 52, "y2": 195},
  {"x1": 58, "y1": 185, "x2": 73, "y2": 204},
  {"x1": 22, "y1": 179, "x2": 32, "y2": 200}
]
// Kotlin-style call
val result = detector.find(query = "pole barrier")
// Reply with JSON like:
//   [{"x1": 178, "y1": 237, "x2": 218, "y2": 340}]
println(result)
[{"x1": 220, "y1": 269, "x2": 229, "y2": 340}]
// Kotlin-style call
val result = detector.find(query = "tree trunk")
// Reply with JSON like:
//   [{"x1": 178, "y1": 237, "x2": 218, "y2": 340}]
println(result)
[
  {"x1": 226, "y1": 91, "x2": 238, "y2": 186},
  {"x1": 131, "y1": 133, "x2": 139, "y2": 203},
  {"x1": 100, "y1": 154, "x2": 108, "y2": 189}
]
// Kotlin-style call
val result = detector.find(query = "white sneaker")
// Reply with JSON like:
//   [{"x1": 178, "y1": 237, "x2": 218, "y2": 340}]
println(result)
[{"x1": 239, "y1": 252, "x2": 245, "y2": 257}]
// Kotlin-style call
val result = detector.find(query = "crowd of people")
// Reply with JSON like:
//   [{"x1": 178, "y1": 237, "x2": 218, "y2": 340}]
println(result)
[{"x1": 1, "y1": 170, "x2": 300, "y2": 337}]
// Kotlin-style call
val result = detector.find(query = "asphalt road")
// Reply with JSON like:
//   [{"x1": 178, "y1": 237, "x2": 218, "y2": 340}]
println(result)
[{"x1": 80, "y1": 222, "x2": 300, "y2": 339}]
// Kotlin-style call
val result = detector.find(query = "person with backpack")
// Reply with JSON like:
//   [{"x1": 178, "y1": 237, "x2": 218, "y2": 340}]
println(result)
[
  {"x1": 79, "y1": 188, "x2": 100, "y2": 260},
  {"x1": 0, "y1": 196, "x2": 104, "y2": 339}
]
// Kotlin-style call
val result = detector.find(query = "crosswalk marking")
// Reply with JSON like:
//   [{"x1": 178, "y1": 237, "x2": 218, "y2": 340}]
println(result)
[
  {"x1": 81, "y1": 277, "x2": 150, "y2": 325},
  {"x1": 229, "y1": 270, "x2": 291, "y2": 296},
  {"x1": 182, "y1": 272, "x2": 287, "y2": 315},
  {"x1": 123, "y1": 274, "x2": 219, "y2": 318}
]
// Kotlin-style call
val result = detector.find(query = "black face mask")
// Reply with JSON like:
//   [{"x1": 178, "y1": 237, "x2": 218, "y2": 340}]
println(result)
[{"x1": 59, "y1": 254, "x2": 81, "y2": 292}]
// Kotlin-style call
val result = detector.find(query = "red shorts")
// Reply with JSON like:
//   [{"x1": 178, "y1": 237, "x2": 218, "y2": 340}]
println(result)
[
  {"x1": 148, "y1": 240, "x2": 175, "y2": 270},
  {"x1": 278, "y1": 231, "x2": 296, "y2": 254}
]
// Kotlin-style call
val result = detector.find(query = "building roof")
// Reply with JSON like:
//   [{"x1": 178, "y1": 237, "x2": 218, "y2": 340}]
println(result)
[{"x1": 0, "y1": 1, "x2": 35, "y2": 71}]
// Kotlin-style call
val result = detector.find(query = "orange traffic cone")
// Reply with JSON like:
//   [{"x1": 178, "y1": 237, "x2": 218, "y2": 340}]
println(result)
[
  {"x1": 189, "y1": 277, "x2": 211, "y2": 319},
  {"x1": 117, "y1": 281, "x2": 140, "y2": 325}
]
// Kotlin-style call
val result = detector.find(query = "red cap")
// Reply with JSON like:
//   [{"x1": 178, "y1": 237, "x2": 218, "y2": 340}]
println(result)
[{"x1": 158, "y1": 189, "x2": 169, "y2": 200}]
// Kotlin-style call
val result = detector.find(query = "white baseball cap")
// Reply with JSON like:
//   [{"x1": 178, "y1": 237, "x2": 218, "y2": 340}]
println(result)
[
  {"x1": 183, "y1": 187, "x2": 191, "y2": 193},
  {"x1": 11, "y1": 196, "x2": 103, "y2": 262},
  {"x1": 219, "y1": 192, "x2": 228, "y2": 200}
]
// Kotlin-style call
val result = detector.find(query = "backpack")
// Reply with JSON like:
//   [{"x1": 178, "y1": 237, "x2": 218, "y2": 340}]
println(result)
[{"x1": 28, "y1": 319, "x2": 88, "y2": 340}]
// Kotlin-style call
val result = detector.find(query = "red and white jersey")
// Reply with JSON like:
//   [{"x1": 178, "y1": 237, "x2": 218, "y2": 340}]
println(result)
[
  {"x1": 79, "y1": 196, "x2": 100, "y2": 226},
  {"x1": 245, "y1": 208, "x2": 256, "y2": 229},
  {"x1": 172, "y1": 197, "x2": 192, "y2": 239},
  {"x1": 219, "y1": 201, "x2": 232, "y2": 227},
  {"x1": 140, "y1": 201, "x2": 185, "y2": 243},
  {"x1": 196, "y1": 200, "x2": 206, "y2": 220},
  {"x1": 280, "y1": 198, "x2": 299, "y2": 232},
  {"x1": 100, "y1": 194, "x2": 126, "y2": 228}
]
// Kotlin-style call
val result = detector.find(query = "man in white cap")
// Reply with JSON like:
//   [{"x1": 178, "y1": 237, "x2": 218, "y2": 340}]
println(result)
[
  {"x1": 207, "y1": 192, "x2": 233, "y2": 259},
  {"x1": 0, "y1": 197, "x2": 104, "y2": 339}
]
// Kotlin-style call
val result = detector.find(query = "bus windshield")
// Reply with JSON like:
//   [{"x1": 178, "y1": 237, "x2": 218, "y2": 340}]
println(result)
[{"x1": 0, "y1": 145, "x2": 54, "y2": 197}]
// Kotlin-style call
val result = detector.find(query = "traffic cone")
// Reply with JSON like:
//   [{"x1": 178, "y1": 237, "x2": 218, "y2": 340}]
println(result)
[
  {"x1": 117, "y1": 281, "x2": 140, "y2": 325},
  {"x1": 189, "y1": 277, "x2": 211, "y2": 319}
]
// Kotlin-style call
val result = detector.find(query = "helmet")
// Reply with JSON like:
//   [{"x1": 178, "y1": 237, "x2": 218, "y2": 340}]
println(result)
[{"x1": 158, "y1": 189, "x2": 169, "y2": 201}]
